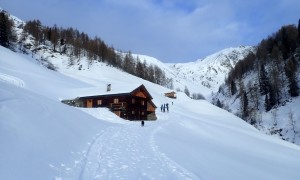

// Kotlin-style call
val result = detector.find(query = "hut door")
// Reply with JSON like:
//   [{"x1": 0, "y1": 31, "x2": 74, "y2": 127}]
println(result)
[
  {"x1": 114, "y1": 111, "x2": 121, "y2": 117},
  {"x1": 87, "y1": 99, "x2": 93, "y2": 108}
]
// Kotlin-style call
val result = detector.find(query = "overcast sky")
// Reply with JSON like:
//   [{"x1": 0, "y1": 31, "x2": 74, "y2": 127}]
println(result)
[{"x1": 1, "y1": 0, "x2": 300, "y2": 63}]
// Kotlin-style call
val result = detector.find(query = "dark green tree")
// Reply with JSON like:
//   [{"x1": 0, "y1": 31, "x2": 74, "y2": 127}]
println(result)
[
  {"x1": 184, "y1": 86, "x2": 190, "y2": 97},
  {"x1": 50, "y1": 25, "x2": 59, "y2": 52},
  {"x1": 259, "y1": 64, "x2": 270, "y2": 95},
  {"x1": 264, "y1": 94, "x2": 271, "y2": 111},
  {"x1": 216, "y1": 99, "x2": 223, "y2": 108},
  {"x1": 24, "y1": 20, "x2": 42, "y2": 44},
  {"x1": 285, "y1": 57, "x2": 299, "y2": 97},
  {"x1": 147, "y1": 65, "x2": 155, "y2": 83},
  {"x1": 154, "y1": 65, "x2": 163, "y2": 85},
  {"x1": 107, "y1": 47, "x2": 118, "y2": 67},
  {"x1": 123, "y1": 52, "x2": 135, "y2": 75},
  {"x1": 268, "y1": 85, "x2": 277, "y2": 108},
  {"x1": 47, "y1": 27, "x2": 51, "y2": 41},
  {"x1": 242, "y1": 92, "x2": 249, "y2": 118},
  {"x1": 0, "y1": 11, "x2": 11, "y2": 47},
  {"x1": 135, "y1": 57, "x2": 145, "y2": 78},
  {"x1": 230, "y1": 80, "x2": 237, "y2": 95},
  {"x1": 298, "y1": 19, "x2": 300, "y2": 43}
]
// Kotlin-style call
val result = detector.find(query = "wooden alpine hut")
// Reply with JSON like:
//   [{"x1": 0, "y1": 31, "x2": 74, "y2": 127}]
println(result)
[{"x1": 66, "y1": 84, "x2": 157, "y2": 120}]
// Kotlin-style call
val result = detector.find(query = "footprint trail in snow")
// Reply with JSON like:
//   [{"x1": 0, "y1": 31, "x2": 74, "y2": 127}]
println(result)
[{"x1": 77, "y1": 115, "x2": 199, "y2": 180}]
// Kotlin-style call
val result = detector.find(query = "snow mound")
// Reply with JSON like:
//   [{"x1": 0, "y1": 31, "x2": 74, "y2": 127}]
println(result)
[{"x1": 0, "y1": 73, "x2": 25, "y2": 88}]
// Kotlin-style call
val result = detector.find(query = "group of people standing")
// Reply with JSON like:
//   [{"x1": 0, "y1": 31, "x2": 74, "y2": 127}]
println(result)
[
  {"x1": 141, "y1": 102, "x2": 172, "y2": 127},
  {"x1": 161, "y1": 103, "x2": 169, "y2": 112}
]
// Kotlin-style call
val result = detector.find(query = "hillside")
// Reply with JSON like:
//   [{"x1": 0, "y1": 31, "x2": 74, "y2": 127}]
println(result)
[
  {"x1": 211, "y1": 23, "x2": 300, "y2": 146},
  {"x1": 129, "y1": 46, "x2": 255, "y2": 99},
  {"x1": 2, "y1": 44, "x2": 300, "y2": 180},
  {"x1": 166, "y1": 46, "x2": 255, "y2": 94}
]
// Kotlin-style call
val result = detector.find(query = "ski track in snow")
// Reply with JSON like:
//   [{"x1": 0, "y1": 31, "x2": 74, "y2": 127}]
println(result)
[
  {"x1": 149, "y1": 114, "x2": 200, "y2": 180},
  {"x1": 67, "y1": 113, "x2": 199, "y2": 180},
  {"x1": 0, "y1": 73, "x2": 25, "y2": 88}
]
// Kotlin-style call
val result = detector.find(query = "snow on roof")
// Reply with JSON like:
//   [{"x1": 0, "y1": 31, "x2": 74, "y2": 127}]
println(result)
[{"x1": 74, "y1": 83, "x2": 146, "y2": 98}]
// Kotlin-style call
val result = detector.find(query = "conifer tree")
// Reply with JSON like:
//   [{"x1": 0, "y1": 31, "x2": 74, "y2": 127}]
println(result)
[
  {"x1": 142, "y1": 60, "x2": 148, "y2": 79},
  {"x1": 270, "y1": 64, "x2": 281, "y2": 105},
  {"x1": 298, "y1": 19, "x2": 300, "y2": 43},
  {"x1": 264, "y1": 93, "x2": 271, "y2": 111},
  {"x1": 107, "y1": 47, "x2": 118, "y2": 67},
  {"x1": 0, "y1": 11, "x2": 10, "y2": 47},
  {"x1": 268, "y1": 85, "x2": 277, "y2": 108},
  {"x1": 239, "y1": 81, "x2": 248, "y2": 118},
  {"x1": 147, "y1": 65, "x2": 155, "y2": 83},
  {"x1": 242, "y1": 92, "x2": 249, "y2": 118},
  {"x1": 154, "y1": 65, "x2": 163, "y2": 85},
  {"x1": 24, "y1": 20, "x2": 42, "y2": 44},
  {"x1": 46, "y1": 27, "x2": 51, "y2": 41},
  {"x1": 51, "y1": 25, "x2": 59, "y2": 52},
  {"x1": 216, "y1": 99, "x2": 223, "y2": 108},
  {"x1": 230, "y1": 80, "x2": 237, "y2": 95},
  {"x1": 259, "y1": 64, "x2": 270, "y2": 95},
  {"x1": 135, "y1": 57, "x2": 144, "y2": 78},
  {"x1": 248, "y1": 82, "x2": 260, "y2": 110},
  {"x1": 123, "y1": 52, "x2": 135, "y2": 75},
  {"x1": 184, "y1": 86, "x2": 190, "y2": 97},
  {"x1": 285, "y1": 57, "x2": 299, "y2": 97}
]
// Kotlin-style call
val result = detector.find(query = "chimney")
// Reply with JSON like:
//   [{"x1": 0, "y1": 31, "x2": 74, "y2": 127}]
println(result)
[{"x1": 107, "y1": 84, "x2": 111, "y2": 92}]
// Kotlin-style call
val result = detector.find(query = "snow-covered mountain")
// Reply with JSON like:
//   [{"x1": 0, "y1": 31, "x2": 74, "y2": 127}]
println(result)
[
  {"x1": 131, "y1": 46, "x2": 255, "y2": 97},
  {"x1": 168, "y1": 46, "x2": 255, "y2": 92},
  {"x1": 1, "y1": 9, "x2": 300, "y2": 180}
]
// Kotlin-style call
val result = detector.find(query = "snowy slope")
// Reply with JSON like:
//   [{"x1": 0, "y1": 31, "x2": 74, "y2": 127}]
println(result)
[
  {"x1": 0, "y1": 46, "x2": 111, "y2": 179},
  {"x1": 129, "y1": 46, "x2": 255, "y2": 98},
  {"x1": 1, "y1": 43, "x2": 300, "y2": 180},
  {"x1": 168, "y1": 46, "x2": 255, "y2": 94},
  {"x1": 212, "y1": 68, "x2": 300, "y2": 146}
]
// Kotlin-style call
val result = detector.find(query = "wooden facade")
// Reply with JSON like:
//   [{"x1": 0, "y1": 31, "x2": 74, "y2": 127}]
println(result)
[
  {"x1": 76, "y1": 85, "x2": 157, "y2": 120},
  {"x1": 164, "y1": 91, "x2": 177, "y2": 99}
]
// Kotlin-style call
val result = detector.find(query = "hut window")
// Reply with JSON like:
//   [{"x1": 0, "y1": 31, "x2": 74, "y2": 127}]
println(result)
[
  {"x1": 132, "y1": 98, "x2": 135, "y2": 104},
  {"x1": 113, "y1": 98, "x2": 119, "y2": 103},
  {"x1": 141, "y1": 111, "x2": 144, "y2": 115},
  {"x1": 132, "y1": 111, "x2": 135, "y2": 115},
  {"x1": 141, "y1": 100, "x2": 145, "y2": 106},
  {"x1": 97, "y1": 100, "x2": 102, "y2": 105}
]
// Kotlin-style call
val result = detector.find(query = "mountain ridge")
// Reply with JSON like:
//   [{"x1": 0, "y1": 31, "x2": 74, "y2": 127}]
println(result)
[{"x1": 4, "y1": 8, "x2": 254, "y2": 98}]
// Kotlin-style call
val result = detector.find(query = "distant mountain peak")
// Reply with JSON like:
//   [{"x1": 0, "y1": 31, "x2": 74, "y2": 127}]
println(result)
[{"x1": 168, "y1": 46, "x2": 255, "y2": 93}]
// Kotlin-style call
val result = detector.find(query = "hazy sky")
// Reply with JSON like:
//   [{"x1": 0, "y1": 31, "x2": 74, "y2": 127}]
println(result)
[{"x1": 1, "y1": 0, "x2": 300, "y2": 63}]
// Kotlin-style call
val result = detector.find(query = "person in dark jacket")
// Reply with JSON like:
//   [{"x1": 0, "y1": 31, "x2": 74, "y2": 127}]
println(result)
[
  {"x1": 141, "y1": 120, "x2": 145, "y2": 127},
  {"x1": 166, "y1": 103, "x2": 169, "y2": 112}
]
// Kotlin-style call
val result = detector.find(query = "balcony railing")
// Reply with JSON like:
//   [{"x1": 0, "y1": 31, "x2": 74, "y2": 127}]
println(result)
[{"x1": 109, "y1": 102, "x2": 127, "y2": 110}]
